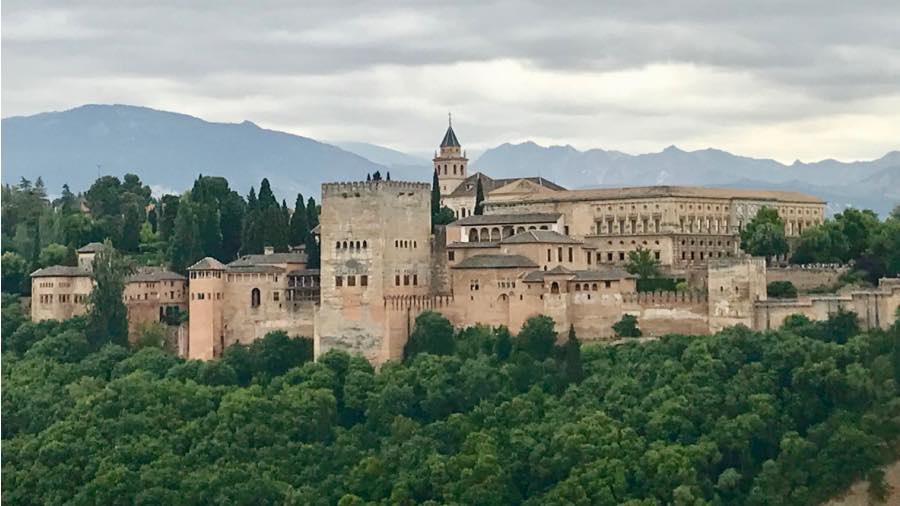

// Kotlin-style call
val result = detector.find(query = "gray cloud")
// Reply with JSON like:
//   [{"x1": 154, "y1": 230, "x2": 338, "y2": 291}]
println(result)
[{"x1": 3, "y1": 0, "x2": 899, "y2": 162}]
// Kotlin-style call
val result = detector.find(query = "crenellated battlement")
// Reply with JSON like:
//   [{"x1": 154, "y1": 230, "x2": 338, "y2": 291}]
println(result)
[
  {"x1": 322, "y1": 180, "x2": 431, "y2": 197},
  {"x1": 622, "y1": 290, "x2": 708, "y2": 305},
  {"x1": 384, "y1": 294, "x2": 455, "y2": 310}
]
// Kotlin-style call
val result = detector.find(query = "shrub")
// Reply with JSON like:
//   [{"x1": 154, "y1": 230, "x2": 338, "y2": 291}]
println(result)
[
  {"x1": 613, "y1": 314, "x2": 642, "y2": 338},
  {"x1": 767, "y1": 280, "x2": 798, "y2": 299}
]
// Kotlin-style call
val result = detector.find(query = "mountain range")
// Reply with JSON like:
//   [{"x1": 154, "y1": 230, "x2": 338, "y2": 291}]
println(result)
[{"x1": 2, "y1": 104, "x2": 897, "y2": 216}]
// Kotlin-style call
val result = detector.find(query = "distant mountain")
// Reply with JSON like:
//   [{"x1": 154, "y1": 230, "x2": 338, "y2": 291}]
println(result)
[
  {"x1": 473, "y1": 142, "x2": 900, "y2": 217},
  {"x1": 0, "y1": 104, "x2": 427, "y2": 199},
  {"x1": 335, "y1": 141, "x2": 431, "y2": 173}
]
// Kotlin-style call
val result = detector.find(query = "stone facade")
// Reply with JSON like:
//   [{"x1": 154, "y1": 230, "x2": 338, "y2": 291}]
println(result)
[
  {"x1": 315, "y1": 180, "x2": 432, "y2": 363},
  {"x1": 30, "y1": 245, "x2": 188, "y2": 343}
]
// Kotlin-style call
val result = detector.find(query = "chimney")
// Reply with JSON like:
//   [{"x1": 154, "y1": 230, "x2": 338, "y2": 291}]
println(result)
[{"x1": 263, "y1": 246, "x2": 274, "y2": 255}]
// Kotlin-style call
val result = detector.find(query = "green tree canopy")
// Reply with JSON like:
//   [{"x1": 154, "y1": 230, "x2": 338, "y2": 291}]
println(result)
[
  {"x1": 403, "y1": 311, "x2": 455, "y2": 359},
  {"x1": 625, "y1": 247, "x2": 661, "y2": 279},
  {"x1": 740, "y1": 207, "x2": 788, "y2": 261},
  {"x1": 86, "y1": 240, "x2": 133, "y2": 348}
]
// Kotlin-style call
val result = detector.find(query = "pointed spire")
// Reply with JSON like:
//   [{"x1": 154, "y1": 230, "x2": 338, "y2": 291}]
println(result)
[{"x1": 440, "y1": 113, "x2": 461, "y2": 148}]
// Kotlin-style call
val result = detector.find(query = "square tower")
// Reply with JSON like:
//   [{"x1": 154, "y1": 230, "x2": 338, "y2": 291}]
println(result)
[
  {"x1": 317, "y1": 180, "x2": 432, "y2": 363},
  {"x1": 434, "y1": 116, "x2": 468, "y2": 197}
]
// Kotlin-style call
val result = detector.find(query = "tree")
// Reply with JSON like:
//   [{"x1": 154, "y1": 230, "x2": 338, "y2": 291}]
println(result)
[
  {"x1": 168, "y1": 200, "x2": 202, "y2": 273},
  {"x1": 147, "y1": 207, "x2": 158, "y2": 233},
  {"x1": 432, "y1": 207, "x2": 456, "y2": 227},
  {"x1": 290, "y1": 193, "x2": 309, "y2": 246},
  {"x1": 493, "y1": 326, "x2": 513, "y2": 361},
  {"x1": 431, "y1": 170, "x2": 442, "y2": 227},
  {"x1": 219, "y1": 190, "x2": 246, "y2": 261},
  {"x1": 625, "y1": 247, "x2": 661, "y2": 279},
  {"x1": 371, "y1": 171, "x2": 382, "y2": 181},
  {"x1": 87, "y1": 240, "x2": 133, "y2": 348},
  {"x1": 561, "y1": 324, "x2": 584, "y2": 384},
  {"x1": 1, "y1": 252, "x2": 30, "y2": 294},
  {"x1": 474, "y1": 176, "x2": 485, "y2": 215},
  {"x1": 740, "y1": 207, "x2": 788, "y2": 261},
  {"x1": 767, "y1": 281, "x2": 798, "y2": 299},
  {"x1": 515, "y1": 315, "x2": 557, "y2": 360},
  {"x1": 38, "y1": 243, "x2": 71, "y2": 268},
  {"x1": 403, "y1": 311, "x2": 455, "y2": 359},
  {"x1": 306, "y1": 196, "x2": 320, "y2": 231},
  {"x1": 157, "y1": 194, "x2": 180, "y2": 243},
  {"x1": 613, "y1": 314, "x2": 641, "y2": 337},
  {"x1": 119, "y1": 196, "x2": 144, "y2": 252}
]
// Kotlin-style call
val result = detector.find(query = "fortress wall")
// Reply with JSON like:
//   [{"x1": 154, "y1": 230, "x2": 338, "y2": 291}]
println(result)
[
  {"x1": 766, "y1": 266, "x2": 848, "y2": 292},
  {"x1": 430, "y1": 225, "x2": 452, "y2": 295},
  {"x1": 754, "y1": 281, "x2": 900, "y2": 331}
]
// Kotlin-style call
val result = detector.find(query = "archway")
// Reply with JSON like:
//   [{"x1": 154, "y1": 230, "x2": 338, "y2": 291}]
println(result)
[
  {"x1": 468, "y1": 228, "x2": 479, "y2": 242},
  {"x1": 550, "y1": 282, "x2": 560, "y2": 294},
  {"x1": 251, "y1": 288, "x2": 261, "y2": 308}
]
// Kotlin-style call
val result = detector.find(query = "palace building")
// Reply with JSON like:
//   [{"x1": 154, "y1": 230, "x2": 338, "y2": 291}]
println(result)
[{"x1": 31, "y1": 121, "x2": 900, "y2": 365}]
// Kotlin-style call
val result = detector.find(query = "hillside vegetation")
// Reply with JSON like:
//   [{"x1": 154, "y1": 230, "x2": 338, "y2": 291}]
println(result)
[{"x1": 3, "y1": 295, "x2": 899, "y2": 505}]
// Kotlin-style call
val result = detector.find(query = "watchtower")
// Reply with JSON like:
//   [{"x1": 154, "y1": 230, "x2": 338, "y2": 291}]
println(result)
[
  {"x1": 433, "y1": 114, "x2": 468, "y2": 197},
  {"x1": 316, "y1": 180, "x2": 432, "y2": 363}
]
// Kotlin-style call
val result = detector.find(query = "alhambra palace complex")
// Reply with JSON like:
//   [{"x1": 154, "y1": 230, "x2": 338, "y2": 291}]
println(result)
[{"x1": 31, "y1": 122, "x2": 900, "y2": 364}]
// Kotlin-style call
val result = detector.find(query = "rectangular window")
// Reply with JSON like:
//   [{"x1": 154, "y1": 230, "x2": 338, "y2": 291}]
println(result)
[
  {"x1": 413, "y1": 274, "x2": 418, "y2": 286},
  {"x1": 568, "y1": 248, "x2": 573, "y2": 262},
  {"x1": 273, "y1": 291, "x2": 280, "y2": 301},
  {"x1": 564, "y1": 226, "x2": 569, "y2": 235},
  {"x1": 403, "y1": 275, "x2": 410, "y2": 286},
  {"x1": 654, "y1": 251, "x2": 660, "y2": 260},
  {"x1": 335, "y1": 276, "x2": 343, "y2": 287},
  {"x1": 360, "y1": 275, "x2": 368, "y2": 287},
  {"x1": 395, "y1": 275, "x2": 401, "y2": 286},
  {"x1": 448, "y1": 251, "x2": 455, "y2": 261},
  {"x1": 619, "y1": 252, "x2": 625, "y2": 261},
  {"x1": 586, "y1": 252, "x2": 592, "y2": 265},
  {"x1": 198, "y1": 293, "x2": 205, "y2": 300},
  {"x1": 604, "y1": 281, "x2": 612, "y2": 288},
  {"x1": 348, "y1": 275, "x2": 356, "y2": 286},
  {"x1": 557, "y1": 247, "x2": 562, "y2": 262},
  {"x1": 607, "y1": 252, "x2": 613, "y2": 261},
  {"x1": 547, "y1": 249, "x2": 552, "y2": 261}
]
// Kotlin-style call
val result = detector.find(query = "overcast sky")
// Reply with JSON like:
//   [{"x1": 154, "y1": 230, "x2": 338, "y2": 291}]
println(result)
[{"x1": 3, "y1": 0, "x2": 900, "y2": 162}]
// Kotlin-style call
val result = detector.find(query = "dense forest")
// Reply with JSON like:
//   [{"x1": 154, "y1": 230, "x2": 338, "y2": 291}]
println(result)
[
  {"x1": 3, "y1": 290, "x2": 899, "y2": 505},
  {"x1": 0, "y1": 174, "x2": 321, "y2": 296}
]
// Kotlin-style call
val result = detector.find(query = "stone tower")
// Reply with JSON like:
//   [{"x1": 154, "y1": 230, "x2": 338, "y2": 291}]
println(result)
[
  {"x1": 316, "y1": 180, "x2": 432, "y2": 364},
  {"x1": 433, "y1": 114, "x2": 468, "y2": 197},
  {"x1": 707, "y1": 256, "x2": 767, "y2": 332},
  {"x1": 186, "y1": 257, "x2": 226, "y2": 360}
]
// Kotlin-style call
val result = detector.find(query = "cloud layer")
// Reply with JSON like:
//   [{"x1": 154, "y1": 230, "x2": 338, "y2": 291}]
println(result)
[{"x1": 3, "y1": 0, "x2": 899, "y2": 162}]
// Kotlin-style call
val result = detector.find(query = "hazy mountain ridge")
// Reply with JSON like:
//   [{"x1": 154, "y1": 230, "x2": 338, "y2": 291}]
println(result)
[
  {"x1": 3, "y1": 104, "x2": 896, "y2": 216},
  {"x1": 1, "y1": 104, "x2": 407, "y2": 199},
  {"x1": 473, "y1": 142, "x2": 900, "y2": 216}
]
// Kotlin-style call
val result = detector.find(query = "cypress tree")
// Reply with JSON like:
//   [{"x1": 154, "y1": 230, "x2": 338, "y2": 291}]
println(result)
[
  {"x1": 306, "y1": 197, "x2": 319, "y2": 231},
  {"x1": 431, "y1": 170, "x2": 441, "y2": 217},
  {"x1": 563, "y1": 324, "x2": 584, "y2": 384},
  {"x1": 241, "y1": 187, "x2": 262, "y2": 254},
  {"x1": 169, "y1": 200, "x2": 202, "y2": 273},
  {"x1": 87, "y1": 240, "x2": 133, "y2": 348},
  {"x1": 290, "y1": 193, "x2": 309, "y2": 246},
  {"x1": 120, "y1": 198, "x2": 143, "y2": 252},
  {"x1": 304, "y1": 233, "x2": 320, "y2": 269},
  {"x1": 474, "y1": 176, "x2": 485, "y2": 215},
  {"x1": 147, "y1": 207, "x2": 158, "y2": 233}
]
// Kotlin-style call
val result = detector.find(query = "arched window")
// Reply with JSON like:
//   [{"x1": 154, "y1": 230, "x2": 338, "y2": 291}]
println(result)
[
  {"x1": 342, "y1": 241, "x2": 348, "y2": 249},
  {"x1": 491, "y1": 227, "x2": 500, "y2": 241},
  {"x1": 355, "y1": 241, "x2": 360, "y2": 249},
  {"x1": 575, "y1": 283, "x2": 581, "y2": 291},
  {"x1": 550, "y1": 282, "x2": 560, "y2": 294},
  {"x1": 251, "y1": 288, "x2": 261, "y2": 308},
  {"x1": 592, "y1": 283, "x2": 598, "y2": 291},
  {"x1": 336, "y1": 241, "x2": 341, "y2": 249},
  {"x1": 362, "y1": 240, "x2": 367, "y2": 248},
  {"x1": 469, "y1": 228, "x2": 479, "y2": 242}
]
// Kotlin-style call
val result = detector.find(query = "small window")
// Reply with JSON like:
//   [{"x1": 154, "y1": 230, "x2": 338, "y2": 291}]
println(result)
[
  {"x1": 250, "y1": 288, "x2": 260, "y2": 307},
  {"x1": 335, "y1": 276, "x2": 343, "y2": 287},
  {"x1": 395, "y1": 275, "x2": 401, "y2": 286},
  {"x1": 348, "y1": 275, "x2": 356, "y2": 287},
  {"x1": 361, "y1": 275, "x2": 368, "y2": 286},
  {"x1": 413, "y1": 274, "x2": 418, "y2": 286},
  {"x1": 273, "y1": 291, "x2": 280, "y2": 301},
  {"x1": 403, "y1": 275, "x2": 410, "y2": 286},
  {"x1": 336, "y1": 241, "x2": 341, "y2": 249},
  {"x1": 448, "y1": 251, "x2": 456, "y2": 261},
  {"x1": 619, "y1": 252, "x2": 625, "y2": 261},
  {"x1": 568, "y1": 248, "x2": 573, "y2": 262},
  {"x1": 604, "y1": 281, "x2": 611, "y2": 288}
]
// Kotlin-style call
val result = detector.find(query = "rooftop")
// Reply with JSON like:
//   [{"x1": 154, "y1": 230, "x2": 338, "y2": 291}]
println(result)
[
  {"x1": 491, "y1": 185, "x2": 824, "y2": 205},
  {"x1": 522, "y1": 267, "x2": 635, "y2": 283},
  {"x1": 453, "y1": 212, "x2": 561, "y2": 226},
  {"x1": 187, "y1": 257, "x2": 226, "y2": 271},
  {"x1": 127, "y1": 268, "x2": 186, "y2": 283},
  {"x1": 447, "y1": 241, "x2": 500, "y2": 249},
  {"x1": 501, "y1": 230, "x2": 582, "y2": 245},
  {"x1": 447, "y1": 173, "x2": 565, "y2": 198},
  {"x1": 229, "y1": 252, "x2": 308, "y2": 267},
  {"x1": 440, "y1": 124, "x2": 461, "y2": 148},
  {"x1": 452, "y1": 254, "x2": 539, "y2": 270},
  {"x1": 76, "y1": 242, "x2": 106, "y2": 253},
  {"x1": 31, "y1": 265, "x2": 92, "y2": 278}
]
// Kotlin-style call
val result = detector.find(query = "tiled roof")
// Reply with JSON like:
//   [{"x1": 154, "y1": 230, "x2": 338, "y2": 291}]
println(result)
[
  {"x1": 522, "y1": 267, "x2": 635, "y2": 283},
  {"x1": 440, "y1": 125, "x2": 461, "y2": 147},
  {"x1": 453, "y1": 212, "x2": 561, "y2": 226},
  {"x1": 31, "y1": 265, "x2": 92, "y2": 278},
  {"x1": 452, "y1": 254, "x2": 538, "y2": 269},
  {"x1": 287, "y1": 269, "x2": 321, "y2": 276},
  {"x1": 127, "y1": 268, "x2": 186, "y2": 283},
  {"x1": 229, "y1": 252, "x2": 307, "y2": 266},
  {"x1": 226, "y1": 264, "x2": 284, "y2": 274},
  {"x1": 447, "y1": 241, "x2": 500, "y2": 249},
  {"x1": 447, "y1": 173, "x2": 565, "y2": 198},
  {"x1": 76, "y1": 242, "x2": 106, "y2": 253},
  {"x1": 501, "y1": 230, "x2": 582, "y2": 244},
  {"x1": 188, "y1": 257, "x2": 226, "y2": 270},
  {"x1": 501, "y1": 185, "x2": 824, "y2": 205}
]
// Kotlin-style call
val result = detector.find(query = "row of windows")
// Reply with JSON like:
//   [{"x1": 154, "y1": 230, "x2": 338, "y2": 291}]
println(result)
[
  {"x1": 336, "y1": 240, "x2": 367, "y2": 250},
  {"x1": 574, "y1": 282, "x2": 613, "y2": 291},
  {"x1": 394, "y1": 274, "x2": 419, "y2": 286},
  {"x1": 394, "y1": 239, "x2": 418, "y2": 249},
  {"x1": 498, "y1": 280, "x2": 516, "y2": 289},
  {"x1": 470, "y1": 280, "x2": 480, "y2": 291},
  {"x1": 468, "y1": 225, "x2": 549, "y2": 242},
  {"x1": 596, "y1": 217, "x2": 662, "y2": 235},
  {"x1": 192, "y1": 292, "x2": 224, "y2": 301},
  {"x1": 190, "y1": 271, "x2": 222, "y2": 279},
  {"x1": 37, "y1": 293, "x2": 87, "y2": 304},
  {"x1": 439, "y1": 163, "x2": 464, "y2": 176},
  {"x1": 681, "y1": 239, "x2": 733, "y2": 247},
  {"x1": 547, "y1": 247, "x2": 576, "y2": 263},
  {"x1": 335, "y1": 275, "x2": 369, "y2": 288},
  {"x1": 681, "y1": 250, "x2": 733, "y2": 261},
  {"x1": 226, "y1": 273, "x2": 279, "y2": 282},
  {"x1": 602, "y1": 251, "x2": 661, "y2": 262}
]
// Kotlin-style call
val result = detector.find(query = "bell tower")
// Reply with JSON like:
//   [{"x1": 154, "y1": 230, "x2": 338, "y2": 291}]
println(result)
[{"x1": 433, "y1": 113, "x2": 468, "y2": 197}]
